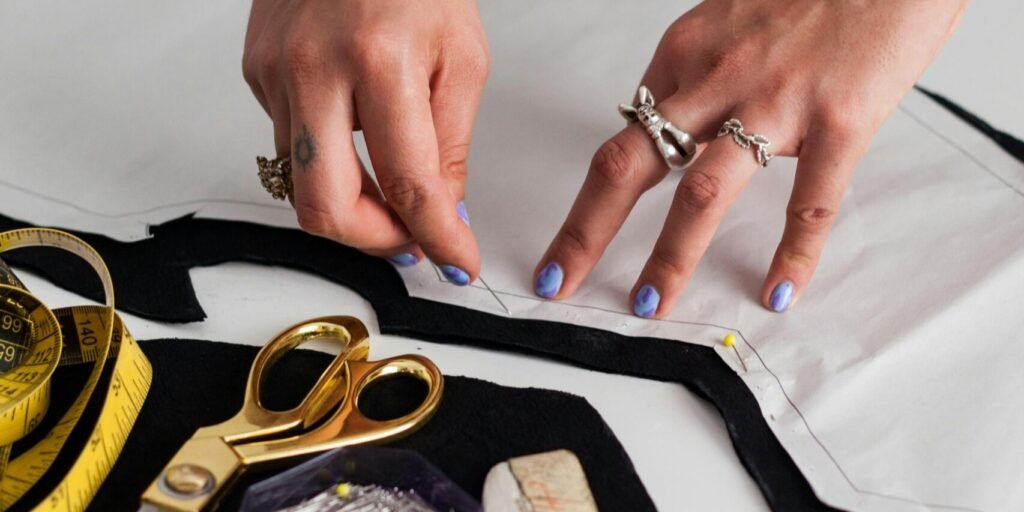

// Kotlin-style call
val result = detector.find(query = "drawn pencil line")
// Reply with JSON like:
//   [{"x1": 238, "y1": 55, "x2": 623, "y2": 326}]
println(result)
[
  {"x1": 424, "y1": 101, "x2": 1003, "y2": 511},
  {"x1": 898, "y1": 104, "x2": 1024, "y2": 200},
  {"x1": 0, "y1": 177, "x2": 292, "y2": 219},
  {"x1": 0, "y1": 90, "x2": 1003, "y2": 509}
]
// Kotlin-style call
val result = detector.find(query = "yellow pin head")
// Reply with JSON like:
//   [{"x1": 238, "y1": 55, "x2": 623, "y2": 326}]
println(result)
[
  {"x1": 723, "y1": 334, "x2": 736, "y2": 347},
  {"x1": 335, "y1": 482, "x2": 352, "y2": 499}
]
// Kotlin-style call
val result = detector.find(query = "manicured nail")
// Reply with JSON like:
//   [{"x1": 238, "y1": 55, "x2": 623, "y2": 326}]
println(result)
[
  {"x1": 633, "y1": 284, "x2": 660, "y2": 318},
  {"x1": 769, "y1": 280, "x2": 795, "y2": 312},
  {"x1": 388, "y1": 253, "x2": 419, "y2": 267},
  {"x1": 534, "y1": 262, "x2": 564, "y2": 299},
  {"x1": 440, "y1": 265, "x2": 471, "y2": 286},
  {"x1": 456, "y1": 201, "x2": 470, "y2": 226}
]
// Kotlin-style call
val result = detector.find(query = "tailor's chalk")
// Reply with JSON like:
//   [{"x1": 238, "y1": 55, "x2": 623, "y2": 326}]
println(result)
[{"x1": 482, "y1": 450, "x2": 597, "y2": 512}]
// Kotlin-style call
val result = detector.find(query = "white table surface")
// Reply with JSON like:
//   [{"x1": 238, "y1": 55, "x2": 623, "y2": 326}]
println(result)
[{"x1": 6, "y1": 1, "x2": 1022, "y2": 511}]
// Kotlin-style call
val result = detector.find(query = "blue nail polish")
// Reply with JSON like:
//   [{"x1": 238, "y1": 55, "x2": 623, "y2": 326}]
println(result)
[
  {"x1": 456, "y1": 201, "x2": 470, "y2": 226},
  {"x1": 388, "y1": 253, "x2": 419, "y2": 267},
  {"x1": 534, "y1": 262, "x2": 564, "y2": 299},
  {"x1": 633, "y1": 284, "x2": 660, "y2": 318},
  {"x1": 769, "y1": 280, "x2": 795, "y2": 312},
  {"x1": 440, "y1": 265, "x2": 471, "y2": 286}
]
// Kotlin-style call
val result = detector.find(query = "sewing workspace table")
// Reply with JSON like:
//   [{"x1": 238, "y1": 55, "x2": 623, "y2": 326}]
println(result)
[{"x1": 1, "y1": 1, "x2": 1022, "y2": 511}]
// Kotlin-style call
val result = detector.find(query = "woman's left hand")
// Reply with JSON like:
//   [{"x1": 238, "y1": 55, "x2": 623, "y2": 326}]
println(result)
[{"x1": 533, "y1": 0, "x2": 969, "y2": 317}]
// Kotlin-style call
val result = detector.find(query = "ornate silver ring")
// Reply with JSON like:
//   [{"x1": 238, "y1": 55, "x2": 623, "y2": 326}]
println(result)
[
  {"x1": 717, "y1": 118, "x2": 773, "y2": 167},
  {"x1": 257, "y1": 156, "x2": 293, "y2": 200},
  {"x1": 618, "y1": 86, "x2": 697, "y2": 171}
]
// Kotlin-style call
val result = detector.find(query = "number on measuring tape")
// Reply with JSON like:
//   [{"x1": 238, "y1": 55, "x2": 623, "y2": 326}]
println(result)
[{"x1": 0, "y1": 228, "x2": 153, "y2": 512}]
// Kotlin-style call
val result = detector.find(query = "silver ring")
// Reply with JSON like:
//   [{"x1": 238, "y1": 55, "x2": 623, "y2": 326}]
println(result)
[
  {"x1": 257, "y1": 156, "x2": 293, "y2": 200},
  {"x1": 717, "y1": 118, "x2": 773, "y2": 167},
  {"x1": 618, "y1": 86, "x2": 697, "y2": 171}
]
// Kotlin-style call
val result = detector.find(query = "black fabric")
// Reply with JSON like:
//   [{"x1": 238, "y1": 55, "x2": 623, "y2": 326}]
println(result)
[
  {"x1": 16, "y1": 339, "x2": 653, "y2": 511},
  {"x1": 915, "y1": 85, "x2": 1024, "y2": 164},
  {"x1": 0, "y1": 214, "x2": 834, "y2": 511}
]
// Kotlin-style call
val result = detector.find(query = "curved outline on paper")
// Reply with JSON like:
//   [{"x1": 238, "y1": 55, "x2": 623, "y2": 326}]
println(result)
[
  {"x1": 0, "y1": 212, "x2": 835, "y2": 511},
  {"x1": 0, "y1": 89, "x2": 1018, "y2": 512}
]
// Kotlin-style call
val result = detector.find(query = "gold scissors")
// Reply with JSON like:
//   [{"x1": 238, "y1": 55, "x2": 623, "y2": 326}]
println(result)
[{"x1": 139, "y1": 316, "x2": 443, "y2": 512}]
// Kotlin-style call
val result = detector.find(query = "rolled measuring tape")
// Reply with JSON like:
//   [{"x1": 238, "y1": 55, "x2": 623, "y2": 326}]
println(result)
[{"x1": 0, "y1": 228, "x2": 153, "y2": 511}]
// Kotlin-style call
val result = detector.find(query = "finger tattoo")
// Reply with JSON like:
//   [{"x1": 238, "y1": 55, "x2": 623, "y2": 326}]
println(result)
[{"x1": 293, "y1": 125, "x2": 317, "y2": 170}]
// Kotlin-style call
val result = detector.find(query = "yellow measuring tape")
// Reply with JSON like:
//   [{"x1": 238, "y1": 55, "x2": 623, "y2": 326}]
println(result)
[{"x1": 0, "y1": 228, "x2": 152, "y2": 511}]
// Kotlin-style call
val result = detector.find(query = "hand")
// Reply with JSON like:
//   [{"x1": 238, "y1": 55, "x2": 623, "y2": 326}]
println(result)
[
  {"x1": 534, "y1": 0, "x2": 968, "y2": 316},
  {"x1": 243, "y1": 0, "x2": 489, "y2": 284}
]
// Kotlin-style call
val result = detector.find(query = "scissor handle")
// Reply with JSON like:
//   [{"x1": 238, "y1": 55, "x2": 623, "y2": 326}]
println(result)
[
  {"x1": 203, "y1": 316, "x2": 370, "y2": 444},
  {"x1": 140, "y1": 316, "x2": 425, "y2": 512},
  {"x1": 233, "y1": 354, "x2": 443, "y2": 466}
]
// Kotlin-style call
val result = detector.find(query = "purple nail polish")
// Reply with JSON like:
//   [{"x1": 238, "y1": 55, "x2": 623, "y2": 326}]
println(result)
[
  {"x1": 534, "y1": 262, "x2": 564, "y2": 299},
  {"x1": 769, "y1": 280, "x2": 795, "y2": 312},
  {"x1": 633, "y1": 284, "x2": 660, "y2": 318},
  {"x1": 388, "y1": 253, "x2": 419, "y2": 267},
  {"x1": 440, "y1": 265, "x2": 471, "y2": 286},
  {"x1": 456, "y1": 201, "x2": 470, "y2": 226}
]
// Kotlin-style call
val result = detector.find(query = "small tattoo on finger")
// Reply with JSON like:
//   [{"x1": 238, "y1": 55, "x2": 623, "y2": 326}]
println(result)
[{"x1": 293, "y1": 125, "x2": 317, "y2": 170}]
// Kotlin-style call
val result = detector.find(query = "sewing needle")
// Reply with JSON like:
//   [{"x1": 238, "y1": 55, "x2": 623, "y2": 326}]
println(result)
[{"x1": 477, "y1": 275, "x2": 510, "y2": 316}]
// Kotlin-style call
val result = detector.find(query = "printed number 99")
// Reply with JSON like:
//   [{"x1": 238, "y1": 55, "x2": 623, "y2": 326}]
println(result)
[{"x1": 2, "y1": 314, "x2": 23, "y2": 333}]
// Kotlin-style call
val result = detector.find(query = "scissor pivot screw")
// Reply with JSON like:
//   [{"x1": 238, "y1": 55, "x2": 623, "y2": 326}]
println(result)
[{"x1": 163, "y1": 464, "x2": 215, "y2": 497}]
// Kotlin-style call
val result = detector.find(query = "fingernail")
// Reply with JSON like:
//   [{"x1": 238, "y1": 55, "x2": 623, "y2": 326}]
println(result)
[
  {"x1": 769, "y1": 280, "x2": 795, "y2": 312},
  {"x1": 633, "y1": 284, "x2": 660, "y2": 318},
  {"x1": 534, "y1": 262, "x2": 564, "y2": 299},
  {"x1": 440, "y1": 265, "x2": 471, "y2": 286},
  {"x1": 456, "y1": 201, "x2": 470, "y2": 226},
  {"x1": 388, "y1": 253, "x2": 419, "y2": 267}
]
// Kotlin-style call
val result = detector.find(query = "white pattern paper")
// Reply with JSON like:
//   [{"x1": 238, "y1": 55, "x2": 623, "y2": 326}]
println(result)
[{"x1": 2, "y1": 2, "x2": 1022, "y2": 510}]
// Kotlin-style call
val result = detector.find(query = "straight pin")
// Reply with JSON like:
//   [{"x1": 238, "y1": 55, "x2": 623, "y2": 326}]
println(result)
[
  {"x1": 477, "y1": 275, "x2": 510, "y2": 316},
  {"x1": 723, "y1": 334, "x2": 747, "y2": 372}
]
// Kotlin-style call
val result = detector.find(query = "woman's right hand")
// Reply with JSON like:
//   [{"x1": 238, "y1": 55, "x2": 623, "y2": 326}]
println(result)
[{"x1": 243, "y1": 0, "x2": 489, "y2": 285}]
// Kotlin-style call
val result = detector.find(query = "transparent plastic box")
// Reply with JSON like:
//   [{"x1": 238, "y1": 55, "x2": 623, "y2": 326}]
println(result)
[{"x1": 239, "y1": 446, "x2": 481, "y2": 512}]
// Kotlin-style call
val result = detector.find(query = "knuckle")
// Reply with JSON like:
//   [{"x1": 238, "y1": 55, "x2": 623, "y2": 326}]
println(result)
[
  {"x1": 461, "y1": 41, "x2": 492, "y2": 80},
  {"x1": 816, "y1": 101, "x2": 867, "y2": 138},
  {"x1": 294, "y1": 201, "x2": 343, "y2": 239},
  {"x1": 241, "y1": 51, "x2": 259, "y2": 85},
  {"x1": 283, "y1": 38, "x2": 325, "y2": 83},
  {"x1": 556, "y1": 224, "x2": 593, "y2": 258},
  {"x1": 779, "y1": 247, "x2": 817, "y2": 270},
  {"x1": 661, "y1": 12, "x2": 712, "y2": 53},
  {"x1": 660, "y1": 21, "x2": 698, "y2": 57},
  {"x1": 649, "y1": 250, "x2": 689, "y2": 278},
  {"x1": 591, "y1": 139, "x2": 643, "y2": 190},
  {"x1": 677, "y1": 169, "x2": 725, "y2": 213},
  {"x1": 243, "y1": 43, "x2": 278, "y2": 86},
  {"x1": 441, "y1": 151, "x2": 470, "y2": 182},
  {"x1": 349, "y1": 30, "x2": 407, "y2": 73},
  {"x1": 788, "y1": 205, "x2": 837, "y2": 232},
  {"x1": 379, "y1": 175, "x2": 430, "y2": 214}
]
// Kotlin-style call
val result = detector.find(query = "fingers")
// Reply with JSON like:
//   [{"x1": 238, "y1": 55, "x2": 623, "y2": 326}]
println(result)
[
  {"x1": 629, "y1": 129, "x2": 765, "y2": 318},
  {"x1": 533, "y1": 126, "x2": 665, "y2": 299},
  {"x1": 534, "y1": 91, "x2": 722, "y2": 299},
  {"x1": 357, "y1": 77, "x2": 480, "y2": 284},
  {"x1": 430, "y1": 47, "x2": 489, "y2": 202},
  {"x1": 761, "y1": 125, "x2": 867, "y2": 312},
  {"x1": 285, "y1": 82, "x2": 413, "y2": 253}
]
